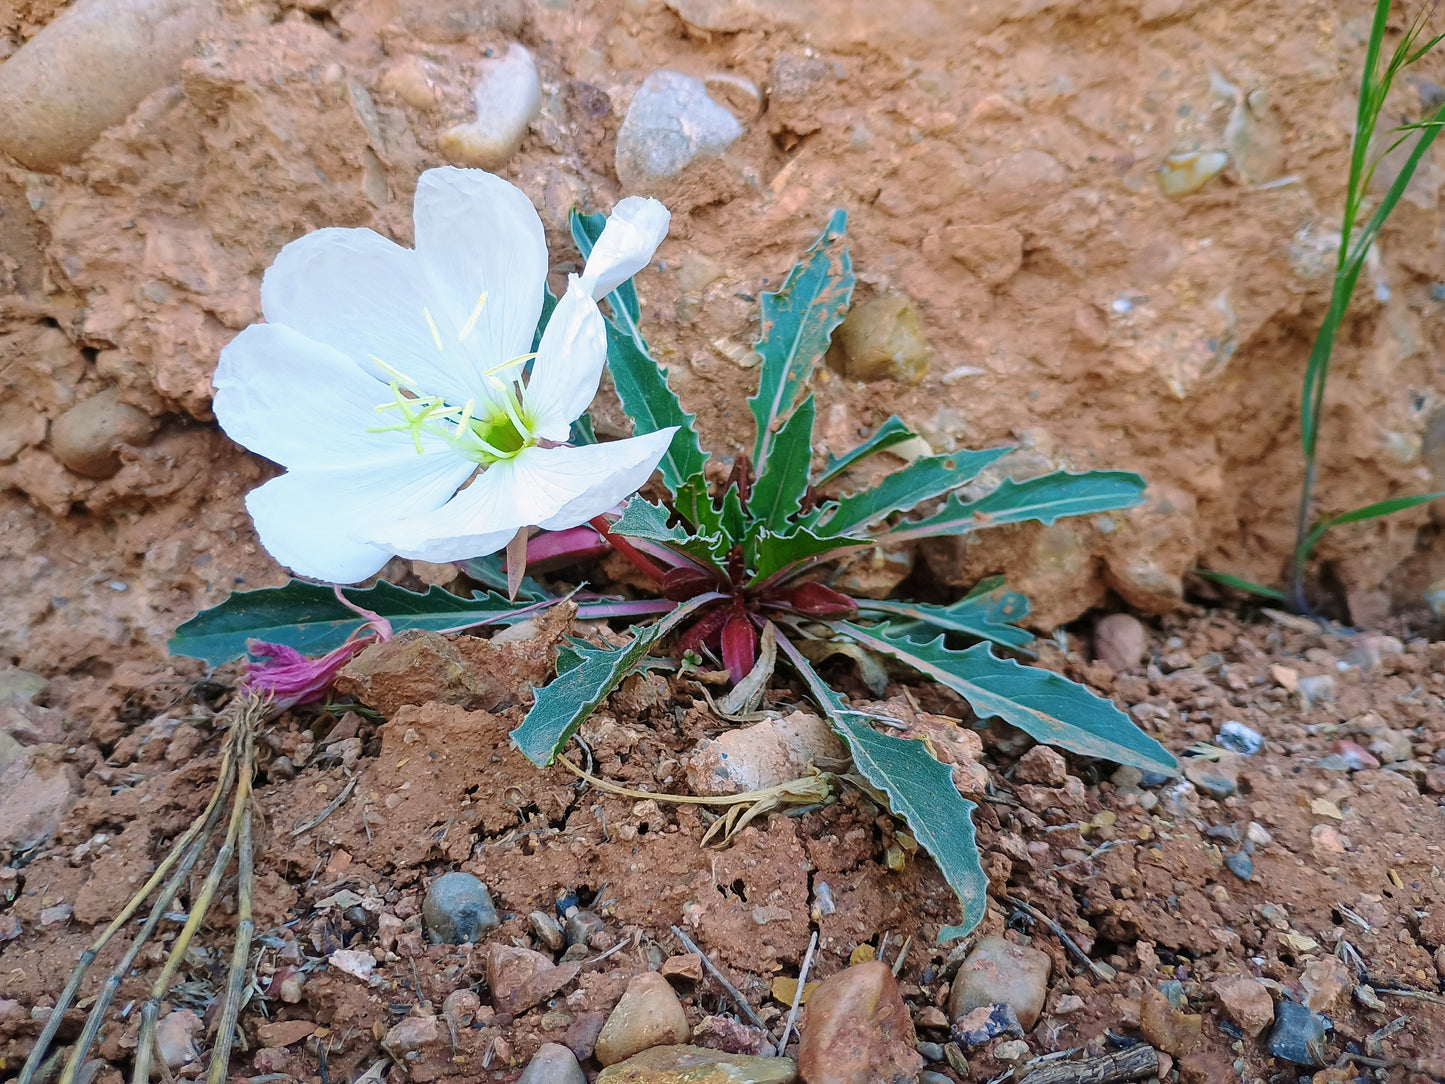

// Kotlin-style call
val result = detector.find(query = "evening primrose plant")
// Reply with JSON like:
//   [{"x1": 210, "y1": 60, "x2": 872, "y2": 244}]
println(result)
[{"x1": 178, "y1": 184, "x2": 1176, "y2": 937}]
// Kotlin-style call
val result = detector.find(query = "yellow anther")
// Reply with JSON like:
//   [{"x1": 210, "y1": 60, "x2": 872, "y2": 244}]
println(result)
[
  {"x1": 458, "y1": 292, "x2": 488, "y2": 342},
  {"x1": 483, "y1": 352, "x2": 535, "y2": 377},
  {"x1": 423, "y1": 307, "x2": 444, "y2": 352}
]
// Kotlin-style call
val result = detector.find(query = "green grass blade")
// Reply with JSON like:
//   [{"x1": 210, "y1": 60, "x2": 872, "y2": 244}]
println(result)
[
  {"x1": 1190, "y1": 569, "x2": 1287, "y2": 602},
  {"x1": 748, "y1": 211, "x2": 854, "y2": 472},
  {"x1": 1303, "y1": 491, "x2": 1445, "y2": 557}
]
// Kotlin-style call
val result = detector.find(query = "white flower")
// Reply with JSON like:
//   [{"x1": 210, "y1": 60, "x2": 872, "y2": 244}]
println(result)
[{"x1": 213, "y1": 167, "x2": 676, "y2": 583}]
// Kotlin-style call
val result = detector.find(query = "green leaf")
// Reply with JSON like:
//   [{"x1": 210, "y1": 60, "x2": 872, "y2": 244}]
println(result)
[
  {"x1": 854, "y1": 577, "x2": 1034, "y2": 649},
  {"x1": 1190, "y1": 569, "x2": 1286, "y2": 603},
  {"x1": 510, "y1": 598, "x2": 711, "y2": 766},
  {"x1": 775, "y1": 630, "x2": 987, "y2": 936},
  {"x1": 612, "y1": 497, "x2": 729, "y2": 569},
  {"x1": 169, "y1": 580, "x2": 536, "y2": 666},
  {"x1": 818, "y1": 447, "x2": 1013, "y2": 538},
  {"x1": 458, "y1": 555, "x2": 550, "y2": 602},
  {"x1": 750, "y1": 395, "x2": 816, "y2": 531},
  {"x1": 886, "y1": 470, "x2": 1147, "y2": 542},
  {"x1": 689, "y1": 484, "x2": 747, "y2": 550},
  {"x1": 817, "y1": 415, "x2": 916, "y2": 487},
  {"x1": 746, "y1": 525, "x2": 870, "y2": 586},
  {"x1": 1302, "y1": 492, "x2": 1444, "y2": 557},
  {"x1": 833, "y1": 715, "x2": 987, "y2": 936},
  {"x1": 604, "y1": 321, "x2": 708, "y2": 497},
  {"x1": 749, "y1": 210, "x2": 854, "y2": 472},
  {"x1": 839, "y1": 622, "x2": 1179, "y2": 776}
]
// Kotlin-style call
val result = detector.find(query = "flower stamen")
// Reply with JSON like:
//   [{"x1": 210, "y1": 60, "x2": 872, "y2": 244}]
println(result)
[
  {"x1": 458, "y1": 292, "x2": 488, "y2": 342},
  {"x1": 423, "y1": 306, "x2": 444, "y2": 352},
  {"x1": 369, "y1": 354, "x2": 419, "y2": 388}
]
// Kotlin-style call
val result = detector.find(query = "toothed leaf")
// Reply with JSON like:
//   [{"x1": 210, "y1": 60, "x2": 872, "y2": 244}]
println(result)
[
  {"x1": 751, "y1": 395, "x2": 816, "y2": 531},
  {"x1": 817, "y1": 415, "x2": 916, "y2": 486},
  {"x1": 749, "y1": 210, "x2": 854, "y2": 472},
  {"x1": 839, "y1": 622, "x2": 1178, "y2": 776},
  {"x1": 818, "y1": 447, "x2": 1013, "y2": 537},
  {"x1": 886, "y1": 470, "x2": 1147, "y2": 542},
  {"x1": 170, "y1": 580, "x2": 535, "y2": 666},
  {"x1": 854, "y1": 576, "x2": 1033, "y2": 649}
]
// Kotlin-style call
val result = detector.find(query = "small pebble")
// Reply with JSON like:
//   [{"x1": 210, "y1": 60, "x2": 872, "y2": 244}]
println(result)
[
  {"x1": 50, "y1": 388, "x2": 157, "y2": 478},
  {"x1": 516, "y1": 1042, "x2": 586, "y2": 1084},
  {"x1": 530, "y1": 910, "x2": 565, "y2": 951},
  {"x1": 919, "y1": 1073, "x2": 953, "y2": 1084},
  {"x1": 993, "y1": 1039, "x2": 1030, "y2": 1062},
  {"x1": 1268, "y1": 1001, "x2": 1328, "y2": 1067},
  {"x1": 915, "y1": 1041, "x2": 944, "y2": 1062},
  {"x1": 594, "y1": 971, "x2": 690, "y2": 1066},
  {"x1": 948, "y1": 935, "x2": 1051, "y2": 1029},
  {"x1": 1216, "y1": 720, "x2": 1263, "y2": 756},
  {"x1": 564, "y1": 909, "x2": 604, "y2": 946},
  {"x1": 951, "y1": 1003, "x2": 1024, "y2": 1046},
  {"x1": 1225, "y1": 852, "x2": 1254, "y2": 882},
  {"x1": 1094, "y1": 613, "x2": 1146, "y2": 671},
  {"x1": 833, "y1": 295, "x2": 931, "y2": 384},
  {"x1": 438, "y1": 43, "x2": 541, "y2": 170},
  {"x1": 422, "y1": 872, "x2": 499, "y2": 944}
]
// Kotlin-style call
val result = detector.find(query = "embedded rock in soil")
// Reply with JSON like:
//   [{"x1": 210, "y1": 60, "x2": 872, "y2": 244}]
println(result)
[
  {"x1": 563, "y1": 1011, "x2": 607, "y2": 1061},
  {"x1": 1300, "y1": 956, "x2": 1351, "y2": 1014},
  {"x1": 947, "y1": 936, "x2": 1051, "y2": 1030},
  {"x1": 1210, "y1": 974, "x2": 1273, "y2": 1038},
  {"x1": 0, "y1": 753, "x2": 78, "y2": 849},
  {"x1": 1139, "y1": 985, "x2": 1202, "y2": 1057},
  {"x1": 950, "y1": 1003, "x2": 1023, "y2": 1047},
  {"x1": 686, "y1": 711, "x2": 849, "y2": 795},
  {"x1": 796, "y1": 961, "x2": 923, "y2": 1084},
  {"x1": 399, "y1": 0, "x2": 527, "y2": 42},
  {"x1": 422, "y1": 872, "x2": 499, "y2": 944},
  {"x1": 0, "y1": 0, "x2": 218, "y2": 170},
  {"x1": 0, "y1": 667, "x2": 48, "y2": 705},
  {"x1": 488, "y1": 943, "x2": 581, "y2": 1015},
  {"x1": 154, "y1": 1009, "x2": 201, "y2": 1068},
  {"x1": 1093, "y1": 613, "x2": 1147, "y2": 672},
  {"x1": 595, "y1": 1044, "x2": 798, "y2": 1083},
  {"x1": 1183, "y1": 751, "x2": 1239, "y2": 799},
  {"x1": 49, "y1": 389, "x2": 158, "y2": 479},
  {"x1": 334, "y1": 629, "x2": 538, "y2": 716},
  {"x1": 439, "y1": 44, "x2": 542, "y2": 170},
  {"x1": 831, "y1": 296, "x2": 931, "y2": 384},
  {"x1": 595, "y1": 971, "x2": 692, "y2": 1066},
  {"x1": 1014, "y1": 745, "x2": 1068, "y2": 787},
  {"x1": 945, "y1": 224, "x2": 1024, "y2": 287},
  {"x1": 383, "y1": 1014, "x2": 443, "y2": 1058},
  {"x1": 518, "y1": 1042, "x2": 587, "y2": 1084},
  {"x1": 1268, "y1": 1001, "x2": 1328, "y2": 1067},
  {"x1": 615, "y1": 70, "x2": 742, "y2": 193}
]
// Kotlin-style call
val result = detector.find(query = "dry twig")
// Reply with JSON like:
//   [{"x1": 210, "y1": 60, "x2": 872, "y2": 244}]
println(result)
[
  {"x1": 669, "y1": 925, "x2": 770, "y2": 1033},
  {"x1": 777, "y1": 931, "x2": 818, "y2": 1053}
]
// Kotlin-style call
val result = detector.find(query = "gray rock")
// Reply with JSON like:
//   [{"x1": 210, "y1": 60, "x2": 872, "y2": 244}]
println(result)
[
  {"x1": 439, "y1": 43, "x2": 541, "y2": 171},
  {"x1": 49, "y1": 388, "x2": 158, "y2": 479},
  {"x1": 0, "y1": 752, "x2": 78, "y2": 849},
  {"x1": 422, "y1": 873, "x2": 499, "y2": 944},
  {"x1": 948, "y1": 936, "x2": 1051, "y2": 1029},
  {"x1": 0, "y1": 668, "x2": 47, "y2": 705},
  {"x1": 563, "y1": 909, "x2": 604, "y2": 947},
  {"x1": 0, "y1": 0, "x2": 218, "y2": 171},
  {"x1": 530, "y1": 910, "x2": 565, "y2": 951},
  {"x1": 615, "y1": 70, "x2": 742, "y2": 191},
  {"x1": 517, "y1": 1042, "x2": 586, "y2": 1084},
  {"x1": 918, "y1": 1073, "x2": 953, "y2": 1084},
  {"x1": 915, "y1": 1041, "x2": 944, "y2": 1062},
  {"x1": 1225, "y1": 852, "x2": 1254, "y2": 881},
  {"x1": 1217, "y1": 720, "x2": 1263, "y2": 756},
  {"x1": 950, "y1": 1003, "x2": 1023, "y2": 1047},
  {"x1": 1268, "y1": 1000, "x2": 1328, "y2": 1067}
]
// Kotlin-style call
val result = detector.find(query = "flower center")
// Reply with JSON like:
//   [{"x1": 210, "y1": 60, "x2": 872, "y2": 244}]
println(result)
[
  {"x1": 366, "y1": 360, "x2": 538, "y2": 466},
  {"x1": 364, "y1": 299, "x2": 539, "y2": 466}
]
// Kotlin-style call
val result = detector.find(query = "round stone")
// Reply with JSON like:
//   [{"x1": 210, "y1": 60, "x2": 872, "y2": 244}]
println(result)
[{"x1": 422, "y1": 872, "x2": 499, "y2": 944}]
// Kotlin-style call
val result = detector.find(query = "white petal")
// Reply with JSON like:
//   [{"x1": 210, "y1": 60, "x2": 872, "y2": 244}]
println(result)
[
  {"x1": 214, "y1": 323, "x2": 445, "y2": 470},
  {"x1": 413, "y1": 167, "x2": 548, "y2": 383},
  {"x1": 375, "y1": 429, "x2": 678, "y2": 561},
  {"x1": 247, "y1": 454, "x2": 477, "y2": 584},
  {"x1": 260, "y1": 226, "x2": 478, "y2": 406},
  {"x1": 524, "y1": 277, "x2": 607, "y2": 441},
  {"x1": 529, "y1": 430, "x2": 678, "y2": 530},
  {"x1": 578, "y1": 196, "x2": 670, "y2": 301}
]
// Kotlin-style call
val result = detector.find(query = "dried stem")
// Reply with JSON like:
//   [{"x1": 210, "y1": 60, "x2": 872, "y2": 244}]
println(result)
[{"x1": 776, "y1": 930, "x2": 818, "y2": 1052}]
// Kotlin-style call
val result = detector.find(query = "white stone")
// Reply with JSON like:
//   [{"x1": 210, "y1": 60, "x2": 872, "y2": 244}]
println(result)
[
  {"x1": 438, "y1": 43, "x2": 541, "y2": 170},
  {"x1": 615, "y1": 70, "x2": 742, "y2": 191}
]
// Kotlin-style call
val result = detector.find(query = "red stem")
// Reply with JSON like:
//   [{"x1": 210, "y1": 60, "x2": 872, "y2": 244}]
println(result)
[{"x1": 589, "y1": 515, "x2": 668, "y2": 582}]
